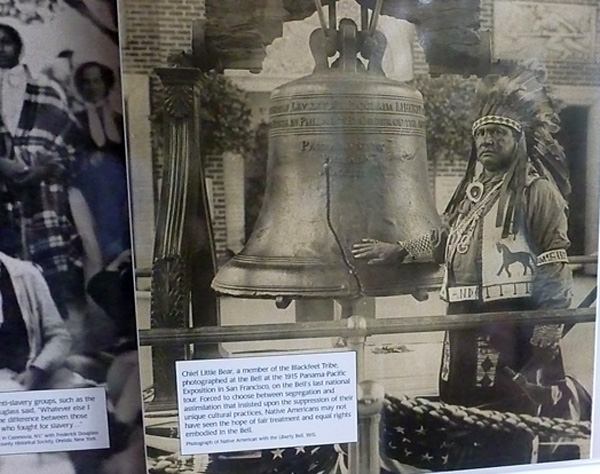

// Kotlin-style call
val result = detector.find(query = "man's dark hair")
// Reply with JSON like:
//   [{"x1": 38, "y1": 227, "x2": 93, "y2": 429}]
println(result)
[
  {"x1": 74, "y1": 61, "x2": 116, "y2": 94},
  {"x1": 0, "y1": 24, "x2": 23, "y2": 59}
]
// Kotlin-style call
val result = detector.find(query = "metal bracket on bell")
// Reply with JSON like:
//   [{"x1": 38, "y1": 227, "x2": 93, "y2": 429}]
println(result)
[
  {"x1": 312, "y1": 0, "x2": 386, "y2": 74},
  {"x1": 336, "y1": 18, "x2": 362, "y2": 73},
  {"x1": 314, "y1": 0, "x2": 383, "y2": 34},
  {"x1": 360, "y1": 29, "x2": 386, "y2": 75}
]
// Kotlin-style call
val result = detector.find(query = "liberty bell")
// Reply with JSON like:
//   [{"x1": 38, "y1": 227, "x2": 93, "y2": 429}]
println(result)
[{"x1": 212, "y1": 8, "x2": 442, "y2": 300}]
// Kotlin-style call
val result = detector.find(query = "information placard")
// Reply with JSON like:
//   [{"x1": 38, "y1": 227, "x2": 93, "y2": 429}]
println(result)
[
  {"x1": 0, "y1": 386, "x2": 110, "y2": 455},
  {"x1": 176, "y1": 351, "x2": 358, "y2": 455}
]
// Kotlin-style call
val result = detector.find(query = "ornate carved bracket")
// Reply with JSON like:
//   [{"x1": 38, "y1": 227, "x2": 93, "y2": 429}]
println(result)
[{"x1": 158, "y1": 68, "x2": 201, "y2": 120}]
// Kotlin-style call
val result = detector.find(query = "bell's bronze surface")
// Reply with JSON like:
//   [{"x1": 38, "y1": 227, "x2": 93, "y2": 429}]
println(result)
[{"x1": 213, "y1": 17, "x2": 442, "y2": 299}]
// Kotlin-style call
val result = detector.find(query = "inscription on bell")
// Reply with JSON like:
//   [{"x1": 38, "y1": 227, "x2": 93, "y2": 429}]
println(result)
[
  {"x1": 269, "y1": 95, "x2": 425, "y2": 134},
  {"x1": 269, "y1": 98, "x2": 424, "y2": 115},
  {"x1": 270, "y1": 114, "x2": 425, "y2": 132},
  {"x1": 293, "y1": 135, "x2": 423, "y2": 180},
  {"x1": 300, "y1": 140, "x2": 386, "y2": 153}
]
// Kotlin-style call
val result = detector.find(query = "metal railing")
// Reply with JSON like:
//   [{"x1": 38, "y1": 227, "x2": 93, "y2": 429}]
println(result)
[{"x1": 139, "y1": 307, "x2": 596, "y2": 346}]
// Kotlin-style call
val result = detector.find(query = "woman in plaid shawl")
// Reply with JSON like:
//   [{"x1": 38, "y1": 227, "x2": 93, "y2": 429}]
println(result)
[{"x1": 0, "y1": 24, "x2": 82, "y2": 317}]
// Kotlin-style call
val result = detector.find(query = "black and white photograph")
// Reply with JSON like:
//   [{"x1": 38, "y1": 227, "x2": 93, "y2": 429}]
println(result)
[
  {"x1": 0, "y1": 1, "x2": 144, "y2": 473},
  {"x1": 123, "y1": 0, "x2": 600, "y2": 473}
]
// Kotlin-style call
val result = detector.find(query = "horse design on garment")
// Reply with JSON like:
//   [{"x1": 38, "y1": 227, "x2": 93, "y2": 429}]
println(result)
[
  {"x1": 495, "y1": 241, "x2": 534, "y2": 277},
  {"x1": 441, "y1": 193, "x2": 536, "y2": 303},
  {"x1": 480, "y1": 218, "x2": 535, "y2": 302}
]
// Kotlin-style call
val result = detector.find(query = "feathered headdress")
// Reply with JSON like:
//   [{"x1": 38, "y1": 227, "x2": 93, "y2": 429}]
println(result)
[{"x1": 445, "y1": 61, "x2": 570, "y2": 237}]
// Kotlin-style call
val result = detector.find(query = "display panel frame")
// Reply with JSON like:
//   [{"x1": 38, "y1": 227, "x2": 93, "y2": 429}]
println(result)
[{"x1": 121, "y1": 0, "x2": 600, "y2": 473}]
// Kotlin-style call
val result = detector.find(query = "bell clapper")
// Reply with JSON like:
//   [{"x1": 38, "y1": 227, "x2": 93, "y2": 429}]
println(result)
[{"x1": 275, "y1": 296, "x2": 293, "y2": 310}]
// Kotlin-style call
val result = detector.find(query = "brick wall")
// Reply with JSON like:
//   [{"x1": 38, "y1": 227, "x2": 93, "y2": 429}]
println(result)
[
  {"x1": 122, "y1": 0, "x2": 205, "y2": 75},
  {"x1": 122, "y1": 0, "x2": 206, "y2": 168},
  {"x1": 122, "y1": 0, "x2": 220, "y2": 257}
]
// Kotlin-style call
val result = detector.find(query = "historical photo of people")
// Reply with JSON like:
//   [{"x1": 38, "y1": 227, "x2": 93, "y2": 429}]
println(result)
[
  {"x1": 0, "y1": 2, "x2": 143, "y2": 474},
  {"x1": 122, "y1": 0, "x2": 599, "y2": 473}
]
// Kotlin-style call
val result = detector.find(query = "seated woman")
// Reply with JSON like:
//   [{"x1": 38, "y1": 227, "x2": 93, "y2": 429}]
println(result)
[{"x1": 0, "y1": 251, "x2": 71, "y2": 390}]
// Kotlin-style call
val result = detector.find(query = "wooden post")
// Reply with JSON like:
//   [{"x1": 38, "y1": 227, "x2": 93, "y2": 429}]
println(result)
[{"x1": 149, "y1": 68, "x2": 204, "y2": 411}]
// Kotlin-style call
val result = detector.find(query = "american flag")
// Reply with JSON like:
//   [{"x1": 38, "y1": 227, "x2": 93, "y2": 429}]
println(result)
[
  {"x1": 206, "y1": 444, "x2": 348, "y2": 474},
  {"x1": 202, "y1": 402, "x2": 460, "y2": 474},
  {"x1": 205, "y1": 439, "x2": 443, "y2": 474},
  {"x1": 204, "y1": 396, "x2": 480, "y2": 474},
  {"x1": 151, "y1": 394, "x2": 545, "y2": 473},
  {"x1": 381, "y1": 396, "x2": 454, "y2": 472}
]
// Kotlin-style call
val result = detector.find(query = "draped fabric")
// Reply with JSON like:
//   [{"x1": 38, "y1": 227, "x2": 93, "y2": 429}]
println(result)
[{"x1": 0, "y1": 71, "x2": 82, "y2": 283}]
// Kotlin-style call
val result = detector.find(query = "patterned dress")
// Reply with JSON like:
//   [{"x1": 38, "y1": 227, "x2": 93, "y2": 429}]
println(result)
[{"x1": 0, "y1": 67, "x2": 82, "y2": 311}]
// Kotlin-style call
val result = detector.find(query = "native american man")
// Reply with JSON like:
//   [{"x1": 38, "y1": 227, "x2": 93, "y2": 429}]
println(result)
[{"x1": 353, "y1": 64, "x2": 577, "y2": 468}]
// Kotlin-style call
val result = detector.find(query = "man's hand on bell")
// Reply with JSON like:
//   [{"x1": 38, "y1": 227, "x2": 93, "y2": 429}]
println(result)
[{"x1": 351, "y1": 239, "x2": 408, "y2": 264}]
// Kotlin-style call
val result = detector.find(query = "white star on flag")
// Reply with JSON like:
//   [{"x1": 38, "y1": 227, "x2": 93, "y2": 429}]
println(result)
[{"x1": 271, "y1": 448, "x2": 285, "y2": 459}]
